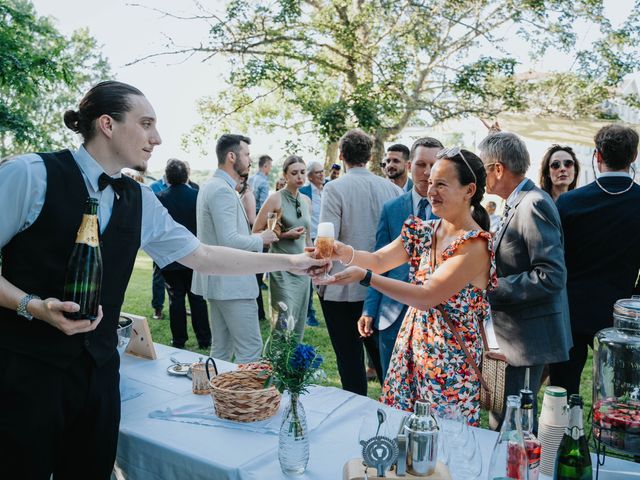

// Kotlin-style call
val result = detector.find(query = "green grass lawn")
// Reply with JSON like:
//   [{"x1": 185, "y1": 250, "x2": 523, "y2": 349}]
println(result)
[{"x1": 122, "y1": 251, "x2": 593, "y2": 429}]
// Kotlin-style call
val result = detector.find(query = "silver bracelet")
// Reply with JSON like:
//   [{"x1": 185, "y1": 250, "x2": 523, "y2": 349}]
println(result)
[{"x1": 340, "y1": 245, "x2": 356, "y2": 266}]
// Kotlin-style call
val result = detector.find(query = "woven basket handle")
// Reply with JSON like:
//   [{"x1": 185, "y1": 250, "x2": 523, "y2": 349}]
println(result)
[
  {"x1": 436, "y1": 305, "x2": 489, "y2": 393},
  {"x1": 205, "y1": 357, "x2": 219, "y2": 379}
]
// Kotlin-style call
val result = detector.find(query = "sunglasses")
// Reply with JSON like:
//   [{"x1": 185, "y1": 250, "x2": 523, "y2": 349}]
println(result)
[
  {"x1": 295, "y1": 197, "x2": 302, "y2": 218},
  {"x1": 436, "y1": 146, "x2": 477, "y2": 183},
  {"x1": 550, "y1": 159, "x2": 575, "y2": 170}
]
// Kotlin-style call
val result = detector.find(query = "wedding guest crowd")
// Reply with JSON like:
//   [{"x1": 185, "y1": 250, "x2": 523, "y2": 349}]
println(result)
[{"x1": 3, "y1": 72, "x2": 640, "y2": 480}]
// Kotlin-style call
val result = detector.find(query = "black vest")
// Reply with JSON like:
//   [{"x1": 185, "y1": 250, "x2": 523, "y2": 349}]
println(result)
[{"x1": 0, "y1": 150, "x2": 142, "y2": 368}]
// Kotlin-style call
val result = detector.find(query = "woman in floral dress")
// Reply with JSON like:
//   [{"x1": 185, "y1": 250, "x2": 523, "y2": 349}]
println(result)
[{"x1": 314, "y1": 148, "x2": 496, "y2": 426}]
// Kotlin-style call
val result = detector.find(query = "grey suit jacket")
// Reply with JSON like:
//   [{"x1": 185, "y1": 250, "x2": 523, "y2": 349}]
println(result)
[
  {"x1": 320, "y1": 166, "x2": 402, "y2": 302},
  {"x1": 191, "y1": 170, "x2": 262, "y2": 300},
  {"x1": 489, "y1": 179, "x2": 572, "y2": 366}
]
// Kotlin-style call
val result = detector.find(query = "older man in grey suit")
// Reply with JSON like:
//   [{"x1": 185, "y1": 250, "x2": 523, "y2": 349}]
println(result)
[
  {"x1": 319, "y1": 128, "x2": 402, "y2": 395},
  {"x1": 192, "y1": 134, "x2": 278, "y2": 363},
  {"x1": 479, "y1": 132, "x2": 572, "y2": 429}
]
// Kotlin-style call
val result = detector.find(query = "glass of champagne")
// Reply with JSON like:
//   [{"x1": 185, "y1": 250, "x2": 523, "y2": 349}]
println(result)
[
  {"x1": 267, "y1": 212, "x2": 278, "y2": 231},
  {"x1": 315, "y1": 222, "x2": 335, "y2": 280}
]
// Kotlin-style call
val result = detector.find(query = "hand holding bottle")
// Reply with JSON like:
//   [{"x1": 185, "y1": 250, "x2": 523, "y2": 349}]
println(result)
[{"x1": 30, "y1": 298, "x2": 103, "y2": 335}]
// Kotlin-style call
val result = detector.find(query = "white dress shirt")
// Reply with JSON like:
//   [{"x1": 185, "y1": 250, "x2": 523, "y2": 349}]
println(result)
[{"x1": 0, "y1": 146, "x2": 199, "y2": 268}]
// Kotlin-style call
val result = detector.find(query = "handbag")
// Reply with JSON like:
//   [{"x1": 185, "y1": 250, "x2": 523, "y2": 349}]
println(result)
[{"x1": 437, "y1": 305, "x2": 507, "y2": 415}]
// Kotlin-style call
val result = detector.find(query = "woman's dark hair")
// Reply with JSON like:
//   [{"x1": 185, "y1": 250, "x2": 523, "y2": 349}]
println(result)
[
  {"x1": 283, "y1": 155, "x2": 305, "y2": 174},
  {"x1": 165, "y1": 159, "x2": 188, "y2": 185},
  {"x1": 63, "y1": 81, "x2": 144, "y2": 141},
  {"x1": 439, "y1": 149, "x2": 490, "y2": 231},
  {"x1": 539, "y1": 144, "x2": 580, "y2": 196}
]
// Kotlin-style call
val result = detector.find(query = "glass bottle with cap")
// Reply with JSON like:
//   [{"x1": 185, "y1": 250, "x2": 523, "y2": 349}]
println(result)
[
  {"x1": 554, "y1": 394, "x2": 592, "y2": 480},
  {"x1": 592, "y1": 296, "x2": 640, "y2": 455},
  {"x1": 488, "y1": 394, "x2": 528, "y2": 479}
]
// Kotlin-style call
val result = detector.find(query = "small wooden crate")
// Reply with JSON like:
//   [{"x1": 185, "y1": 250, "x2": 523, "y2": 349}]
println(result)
[{"x1": 343, "y1": 458, "x2": 451, "y2": 480}]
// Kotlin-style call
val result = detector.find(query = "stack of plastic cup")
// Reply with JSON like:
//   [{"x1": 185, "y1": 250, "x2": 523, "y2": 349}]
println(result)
[{"x1": 538, "y1": 386, "x2": 569, "y2": 476}]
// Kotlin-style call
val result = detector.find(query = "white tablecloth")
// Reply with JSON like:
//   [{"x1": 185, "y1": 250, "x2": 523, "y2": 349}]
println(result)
[{"x1": 116, "y1": 344, "x2": 640, "y2": 479}]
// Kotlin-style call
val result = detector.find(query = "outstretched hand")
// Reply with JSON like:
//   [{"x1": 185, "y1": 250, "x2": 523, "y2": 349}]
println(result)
[
  {"x1": 289, "y1": 252, "x2": 331, "y2": 276},
  {"x1": 31, "y1": 298, "x2": 103, "y2": 335},
  {"x1": 312, "y1": 266, "x2": 366, "y2": 286}
]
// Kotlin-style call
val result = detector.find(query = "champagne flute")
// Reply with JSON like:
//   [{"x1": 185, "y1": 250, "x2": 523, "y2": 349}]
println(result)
[
  {"x1": 315, "y1": 222, "x2": 335, "y2": 280},
  {"x1": 267, "y1": 212, "x2": 278, "y2": 231}
]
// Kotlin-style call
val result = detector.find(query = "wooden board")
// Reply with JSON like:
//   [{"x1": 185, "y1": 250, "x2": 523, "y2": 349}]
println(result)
[
  {"x1": 122, "y1": 312, "x2": 157, "y2": 360},
  {"x1": 343, "y1": 458, "x2": 451, "y2": 480}
]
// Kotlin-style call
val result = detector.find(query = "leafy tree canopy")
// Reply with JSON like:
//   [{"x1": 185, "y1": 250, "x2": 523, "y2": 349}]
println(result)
[
  {"x1": 0, "y1": 0, "x2": 111, "y2": 157},
  {"x1": 141, "y1": 0, "x2": 640, "y2": 163}
]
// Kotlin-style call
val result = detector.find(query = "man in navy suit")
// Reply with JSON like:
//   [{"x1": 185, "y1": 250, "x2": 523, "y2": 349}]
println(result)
[
  {"x1": 360, "y1": 137, "x2": 444, "y2": 378},
  {"x1": 550, "y1": 124, "x2": 640, "y2": 395},
  {"x1": 156, "y1": 159, "x2": 211, "y2": 349}
]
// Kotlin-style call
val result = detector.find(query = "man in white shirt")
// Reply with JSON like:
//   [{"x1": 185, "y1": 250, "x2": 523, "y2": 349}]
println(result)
[{"x1": 0, "y1": 81, "x2": 325, "y2": 479}]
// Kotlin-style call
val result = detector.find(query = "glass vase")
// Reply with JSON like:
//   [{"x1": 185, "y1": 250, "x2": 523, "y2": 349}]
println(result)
[{"x1": 278, "y1": 392, "x2": 309, "y2": 475}]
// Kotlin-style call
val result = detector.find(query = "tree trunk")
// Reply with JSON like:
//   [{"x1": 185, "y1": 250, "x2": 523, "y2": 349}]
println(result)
[
  {"x1": 324, "y1": 141, "x2": 338, "y2": 170},
  {"x1": 370, "y1": 131, "x2": 388, "y2": 176}
]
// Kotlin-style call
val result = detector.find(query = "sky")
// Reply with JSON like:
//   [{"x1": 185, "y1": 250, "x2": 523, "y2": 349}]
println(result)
[{"x1": 30, "y1": 0, "x2": 636, "y2": 173}]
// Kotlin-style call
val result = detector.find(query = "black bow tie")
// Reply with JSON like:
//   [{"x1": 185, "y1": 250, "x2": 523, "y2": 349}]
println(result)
[{"x1": 98, "y1": 173, "x2": 126, "y2": 194}]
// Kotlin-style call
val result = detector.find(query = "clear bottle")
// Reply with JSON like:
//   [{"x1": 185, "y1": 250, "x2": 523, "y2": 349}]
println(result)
[
  {"x1": 488, "y1": 395, "x2": 529, "y2": 480},
  {"x1": 63, "y1": 197, "x2": 102, "y2": 320},
  {"x1": 520, "y1": 389, "x2": 541, "y2": 480},
  {"x1": 554, "y1": 394, "x2": 592, "y2": 480}
]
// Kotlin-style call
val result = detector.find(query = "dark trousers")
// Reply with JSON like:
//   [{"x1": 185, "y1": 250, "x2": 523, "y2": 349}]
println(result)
[
  {"x1": 151, "y1": 262, "x2": 165, "y2": 310},
  {"x1": 256, "y1": 273, "x2": 266, "y2": 320},
  {"x1": 378, "y1": 318, "x2": 404, "y2": 381},
  {"x1": 319, "y1": 298, "x2": 383, "y2": 395},
  {"x1": 489, "y1": 363, "x2": 545, "y2": 433},
  {"x1": 162, "y1": 269, "x2": 211, "y2": 347},
  {"x1": 0, "y1": 349, "x2": 120, "y2": 479},
  {"x1": 549, "y1": 334, "x2": 593, "y2": 397}
]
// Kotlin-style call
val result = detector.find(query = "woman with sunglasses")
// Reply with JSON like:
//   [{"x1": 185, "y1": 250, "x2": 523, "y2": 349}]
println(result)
[
  {"x1": 314, "y1": 148, "x2": 496, "y2": 425},
  {"x1": 539, "y1": 144, "x2": 581, "y2": 201},
  {"x1": 254, "y1": 155, "x2": 312, "y2": 340}
]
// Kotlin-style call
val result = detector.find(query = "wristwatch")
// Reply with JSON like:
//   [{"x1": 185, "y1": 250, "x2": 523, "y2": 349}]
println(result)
[
  {"x1": 359, "y1": 269, "x2": 373, "y2": 287},
  {"x1": 17, "y1": 294, "x2": 40, "y2": 321}
]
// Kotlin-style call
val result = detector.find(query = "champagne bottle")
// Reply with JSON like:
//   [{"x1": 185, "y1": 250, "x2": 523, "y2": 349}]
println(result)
[
  {"x1": 554, "y1": 394, "x2": 592, "y2": 480},
  {"x1": 63, "y1": 197, "x2": 102, "y2": 320},
  {"x1": 521, "y1": 389, "x2": 541, "y2": 480},
  {"x1": 488, "y1": 395, "x2": 529, "y2": 480}
]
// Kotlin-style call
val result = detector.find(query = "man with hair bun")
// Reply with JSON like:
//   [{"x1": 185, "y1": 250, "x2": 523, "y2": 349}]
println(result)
[{"x1": 0, "y1": 80, "x2": 326, "y2": 478}]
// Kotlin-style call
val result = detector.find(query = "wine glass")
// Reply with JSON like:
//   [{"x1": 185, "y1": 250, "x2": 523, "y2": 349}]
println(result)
[
  {"x1": 315, "y1": 222, "x2": 335, "y2": 280},
  {"x1": 267, "y1": 212, "x2": 278, "y2": 231}
]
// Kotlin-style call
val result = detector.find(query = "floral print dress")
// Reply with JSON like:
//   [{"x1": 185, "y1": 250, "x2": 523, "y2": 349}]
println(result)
[{"x1": 380, "y1": 217, "x2": 497, "y2": 426}]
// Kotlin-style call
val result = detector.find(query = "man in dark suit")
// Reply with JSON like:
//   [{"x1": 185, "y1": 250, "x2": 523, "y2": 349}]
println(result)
[
  {"x1": 479, "y1": 132, "x2": 572, "y2": 430},
  {"x1": 156, "y1": 159, "x2": 211, "y2": 350},
  {"x1": 360, "y1": 137, "x2": 443, "y2": 377},
  {"x1": 550, "y1": 124, "x2": 640, "y2": 395}
]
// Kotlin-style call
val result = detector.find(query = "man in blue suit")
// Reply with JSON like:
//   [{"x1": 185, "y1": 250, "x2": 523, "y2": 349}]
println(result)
[
  {"x1": 359, "y1": 137, "x2": 444, "y2": 378},
  {"x1": 550, "y1": 124, "x2": 640, "y2": 395}
]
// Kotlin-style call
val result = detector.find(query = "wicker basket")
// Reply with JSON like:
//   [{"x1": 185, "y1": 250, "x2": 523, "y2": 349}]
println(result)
[{"x1": 209, "y1": 370, "x2": 281, "y2": 422}]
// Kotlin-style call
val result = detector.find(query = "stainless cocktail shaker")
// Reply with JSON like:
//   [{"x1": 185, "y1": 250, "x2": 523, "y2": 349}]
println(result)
[{"x1": 405, "y1": 400, "x2": 439, "y2": 476}]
